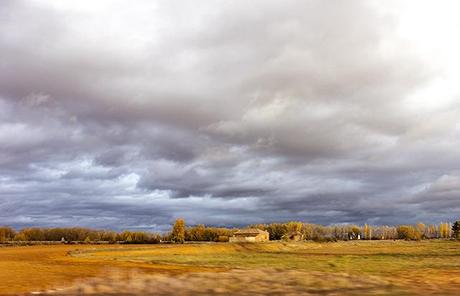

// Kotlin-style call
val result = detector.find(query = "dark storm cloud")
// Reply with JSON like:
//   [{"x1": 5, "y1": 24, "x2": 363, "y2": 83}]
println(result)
[{"x1": 0, "y1": 0, "x2": 459, "y2": 230}]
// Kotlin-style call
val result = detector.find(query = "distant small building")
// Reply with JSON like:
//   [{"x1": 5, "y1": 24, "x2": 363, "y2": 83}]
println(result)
[
  {"x1": 349, "y1": 233, "x2": 361, "y2": 240},
  {"x1": 229, "y1": 228, "x2": 270, "y2": 243},
  {"x1": 282, "y1": 231, "x2": 304, "y2": 241}
]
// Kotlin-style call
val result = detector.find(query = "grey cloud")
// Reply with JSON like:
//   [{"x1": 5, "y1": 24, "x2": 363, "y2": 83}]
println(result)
[{"x1": 0, "y1": 0, "x2": 459, "y2": 230}]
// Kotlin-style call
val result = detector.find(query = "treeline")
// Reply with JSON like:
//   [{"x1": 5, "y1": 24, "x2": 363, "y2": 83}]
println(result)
[
  {"x1": 2, "y1": 220, "x2": 459, "y2": 244},
  {"x1": 166, "y1": 219, "x2": 460, "y2": 243},
  {"x1": 184, "y1": 224, "x2": 235, "y2": 242},
  {"x1": 250, "y1": 221, "x2": 458, "y2": 241},
  {"x1": 0, "y1": 224, "x2": 234, "y2": 244},
  {"x1": 163, "y1": 219, "x2": 235, "y2": 243},
  {"x1": 0, "y1": 227, "x2": 161, "y2": 244}
]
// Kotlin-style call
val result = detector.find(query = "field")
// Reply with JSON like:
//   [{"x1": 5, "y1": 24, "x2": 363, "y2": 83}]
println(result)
[{"x1": 1, "y1": 241, "x2": 460, "y2": 295}]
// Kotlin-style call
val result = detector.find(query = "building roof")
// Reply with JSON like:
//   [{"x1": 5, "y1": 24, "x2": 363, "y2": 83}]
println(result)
[{"x1": 234, "y1": 228, "x2": 268, "y2": 235}]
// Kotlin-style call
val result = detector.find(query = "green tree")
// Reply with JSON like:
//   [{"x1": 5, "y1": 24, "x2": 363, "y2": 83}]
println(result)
[
  {"x1": 266, "y1": 223, "x2": 288, "y2": 240},
  {"x1": 171, "y1": 218, "x2": 185, "y2": 243},
  {"x1": 452, "y1": 221, "x2": 460, "y2": 239}
]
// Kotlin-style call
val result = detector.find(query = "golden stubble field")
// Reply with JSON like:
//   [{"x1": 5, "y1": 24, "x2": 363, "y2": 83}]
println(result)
[{"x1": 1, "y1": 240, "x2": 460, "y2": 295}]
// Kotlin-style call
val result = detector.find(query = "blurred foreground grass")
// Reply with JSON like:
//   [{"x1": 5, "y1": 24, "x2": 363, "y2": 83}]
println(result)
[
  {"x1": 2, "y1": 240, "x2": 460, "y2": 295},
  {"x1": 44, "y1": 268, "x2": 399, "y2": 295}
]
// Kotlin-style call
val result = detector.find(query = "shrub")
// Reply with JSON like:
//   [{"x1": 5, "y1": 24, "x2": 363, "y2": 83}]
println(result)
[
  {"x1": 217, "y1": 235, "x2": 229, "y2": 242},
  {"x1": 397, "y1": 225, "x2": 421, "y2": 240}
]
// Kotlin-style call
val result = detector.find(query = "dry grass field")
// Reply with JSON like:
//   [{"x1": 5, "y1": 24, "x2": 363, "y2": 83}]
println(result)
[{"x1": 1, "y1": 240, "x2": 460, "y2": 295}]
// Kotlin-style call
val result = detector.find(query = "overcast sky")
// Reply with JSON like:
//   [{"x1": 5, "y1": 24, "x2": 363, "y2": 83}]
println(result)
[{"x1": 1, "y1": 0, "x2": 460, "y2": 231}]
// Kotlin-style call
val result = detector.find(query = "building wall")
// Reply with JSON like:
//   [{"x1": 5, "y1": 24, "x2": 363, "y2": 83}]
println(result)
[
  {"x1": 254, "y1": 233, "x2": 269, "y2": 242},
  {"x1": 229, "y1": 236, "x2": 256, "y2": 243},
  {"x1": 229, "y1": 233, "x2": 269, "y2": 243}
]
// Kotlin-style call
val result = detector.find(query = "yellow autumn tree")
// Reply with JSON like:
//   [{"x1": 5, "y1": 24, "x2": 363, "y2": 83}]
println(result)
[
  {"x1": 363, "y1": 224, "x2": 372, "y2": 240},
  {"x1": 171, "y1": 218, "x2": 185, "y2": 243},
  {"x1": 439, "y1": 222, "x2": 450, "y2": 238}
]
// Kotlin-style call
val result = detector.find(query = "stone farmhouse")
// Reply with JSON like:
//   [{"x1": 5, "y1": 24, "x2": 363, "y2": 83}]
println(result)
[{"x1": 229, "y1": 228, "x2": 270, "y2": 242}]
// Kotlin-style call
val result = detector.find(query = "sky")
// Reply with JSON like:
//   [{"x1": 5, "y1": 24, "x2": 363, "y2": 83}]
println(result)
[{"x1": 1, "y1": 0, "x2": 460, "y2": 231}]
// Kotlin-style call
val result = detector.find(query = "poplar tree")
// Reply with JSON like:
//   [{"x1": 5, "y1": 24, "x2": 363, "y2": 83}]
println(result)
[
  {"x1": 416, "y1": 222, "x2": 426, "y2": 238},
  {"x1": 171, "y1": 218, "x2": 186, "y2": 243},
  {"x1": 363, "y1": 224, "x2": 372, "y2": 240},
  {"x1": 439, "y1": 222, "x2": 450, "y2": 238}
]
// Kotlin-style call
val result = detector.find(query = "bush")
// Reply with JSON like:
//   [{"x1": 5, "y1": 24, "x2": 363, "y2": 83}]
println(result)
[
  {"x1": 397, "y1": 225, "x2": 421, "y2": 240},
  {"x1": 217, "y1": 235, "x2": 229, "y2": 242}
]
